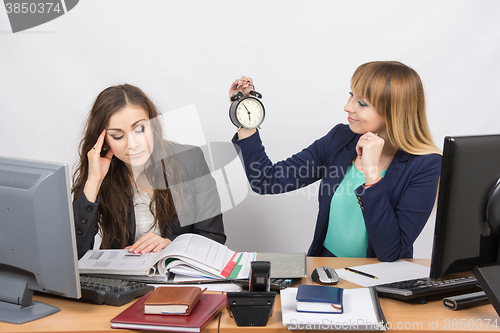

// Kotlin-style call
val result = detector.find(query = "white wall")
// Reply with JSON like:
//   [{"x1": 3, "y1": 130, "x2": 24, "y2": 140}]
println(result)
[{"x1": 1, "y1": 0, "x2": 499, "y2": 258}]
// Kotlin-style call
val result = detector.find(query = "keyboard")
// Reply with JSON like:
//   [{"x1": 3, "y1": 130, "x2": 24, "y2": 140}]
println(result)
[
  {"x1": 79, "y1": 275, "x2": 154, "y2": 306},
  {"x1": 374, "y1": 276, "x2": 480, "y2": 301},
  {"x1": 269, "y1": 278, "x2": 302, "y2": 290},
  {"x1": 232, "y1": 278, "x2": 302, "y2": 291}
]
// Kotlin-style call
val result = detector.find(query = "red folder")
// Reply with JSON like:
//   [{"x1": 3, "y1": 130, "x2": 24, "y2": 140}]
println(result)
[{"x1": 111, "y1": 290, "x2": 227, "y2": 332}]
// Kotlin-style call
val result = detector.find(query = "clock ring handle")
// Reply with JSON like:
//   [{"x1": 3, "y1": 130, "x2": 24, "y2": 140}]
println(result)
[
  {"x1": 249, "y1": 90, "x2": 262, "y2": 99},
  {"x1": 230, "y1": 82, "x2": 261, "y2": 101},
  {"x1": 230, "y1": 85, "x2": 244, "y2": 102}
]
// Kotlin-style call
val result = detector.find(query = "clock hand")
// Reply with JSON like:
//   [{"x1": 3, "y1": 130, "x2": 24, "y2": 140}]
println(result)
[{"x1": 243, "y1": 104, "x2": 251, "y2": 121}]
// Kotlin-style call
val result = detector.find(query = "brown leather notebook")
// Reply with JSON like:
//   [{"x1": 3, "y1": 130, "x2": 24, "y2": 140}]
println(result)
[
  {"x1": 144, "y1": 287, "x2": 205, "y2": 315},
  {"x1": 112, "y1": 290, "x2": 226, "y2": 332}
]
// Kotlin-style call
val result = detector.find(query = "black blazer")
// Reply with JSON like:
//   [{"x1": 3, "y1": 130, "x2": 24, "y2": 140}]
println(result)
[{"x1": 73, "y1": 142, "x2": 226, "y2": 259}]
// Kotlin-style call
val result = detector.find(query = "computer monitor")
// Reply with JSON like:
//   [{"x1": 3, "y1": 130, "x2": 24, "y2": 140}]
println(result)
[
  {"x1": 429, "y1": 134, "x2": 500, "y2": 280},
  {"x1": 0, "y1": 157, "x2": 81, "y2": 324}
]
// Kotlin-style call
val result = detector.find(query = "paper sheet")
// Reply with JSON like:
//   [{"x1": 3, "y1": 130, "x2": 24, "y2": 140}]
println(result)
[
  {"x1": 336, "y1": 260, "x2": 430, "y2": 287},
  {"x1": 149, "y1": 282, "x2": 243, "y2": 292}
]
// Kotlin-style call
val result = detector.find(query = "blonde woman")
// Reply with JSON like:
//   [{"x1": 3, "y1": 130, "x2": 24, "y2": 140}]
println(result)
[{"x1": 230, "y1": 61, "x2": 441, "y2": 261}]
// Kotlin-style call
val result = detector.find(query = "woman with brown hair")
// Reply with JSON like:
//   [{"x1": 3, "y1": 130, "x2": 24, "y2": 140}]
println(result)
[
  {"x1": 73, "y1": 84, "x2": 225, "y2": 259},
  {"x1": 231, "y1": 61, "x2": 441, "y2": 261}
]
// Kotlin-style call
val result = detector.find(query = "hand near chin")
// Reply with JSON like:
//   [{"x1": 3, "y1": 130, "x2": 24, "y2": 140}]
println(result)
[
  {"x1": 124, "y1": 232, "x2": 172, "y2": 254},
  {"x1": 356, "y1": 132, "x2": 385, "y2": 181}
]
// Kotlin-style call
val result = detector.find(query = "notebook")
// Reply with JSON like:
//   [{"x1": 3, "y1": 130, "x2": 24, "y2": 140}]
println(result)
[
  {"x1": 296, "y1": 284, "x2": 343, "y2": 313},
  {"x1": 143, "y1": 286, "x2": 205, "y2": 315},
  {"x1": 111, "y1": 290, "x2": 226, "y2": 332}
]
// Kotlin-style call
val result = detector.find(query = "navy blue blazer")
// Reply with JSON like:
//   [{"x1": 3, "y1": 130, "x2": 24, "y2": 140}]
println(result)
[{"x1": 232, "y1": 124, "x2": 442, "y2": 261}]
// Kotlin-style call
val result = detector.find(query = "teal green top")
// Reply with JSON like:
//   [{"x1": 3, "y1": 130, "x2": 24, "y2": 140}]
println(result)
[{"x1": 323, "y1": 163, "x2": 387, "y2": 257}]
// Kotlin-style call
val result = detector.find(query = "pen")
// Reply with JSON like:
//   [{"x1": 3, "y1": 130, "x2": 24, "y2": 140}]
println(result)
[{"x1": 345, "y1": 267, "x2": 378, "y2": 279}]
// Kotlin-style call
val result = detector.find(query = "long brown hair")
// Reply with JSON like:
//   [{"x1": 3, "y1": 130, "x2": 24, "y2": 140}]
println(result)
[
  {"x1": 351, "y1": 61, "x2": 441, "y2": 155},
  {"x1": 72, "y1": 84, "x2": 187, "y2": 249}
]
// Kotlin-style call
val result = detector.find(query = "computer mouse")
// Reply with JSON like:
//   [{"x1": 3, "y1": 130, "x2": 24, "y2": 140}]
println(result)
[{"x1": 311, "y1": 266, "x2": 339, "y2": 284}]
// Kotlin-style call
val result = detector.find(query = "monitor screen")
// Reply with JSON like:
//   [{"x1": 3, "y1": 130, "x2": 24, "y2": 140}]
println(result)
[
  {"x1": 0, "y1": 157, "x2": 81, "y2": 324},
  {"x1": 429, "y1": 135, "x2": 500, "y2": 280}
]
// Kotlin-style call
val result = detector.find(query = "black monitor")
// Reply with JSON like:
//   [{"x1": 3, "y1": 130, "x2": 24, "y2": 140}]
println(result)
[
  {"x1": 0, "y1": 157, "x2": 81, "y2": 324},
  {"x1": 429, "y1": 135, "x2": 500, "y2": 280}
]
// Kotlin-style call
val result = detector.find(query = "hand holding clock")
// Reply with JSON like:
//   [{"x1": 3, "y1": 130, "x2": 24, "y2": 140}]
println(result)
[
  {"x1": 229, "y1": 76, "x2": 265, "y2": 140},
  {"x1": 229, "y1": 76, "x2": 254, "y2": 100}
]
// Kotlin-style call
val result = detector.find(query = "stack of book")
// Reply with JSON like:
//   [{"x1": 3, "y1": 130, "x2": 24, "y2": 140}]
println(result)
[
  {"x1": 281, "y1": 285, "x2": 387, "y2": 331},
  {"x1": 111, "y1": 286, "x2": 227, "y2": 332}
]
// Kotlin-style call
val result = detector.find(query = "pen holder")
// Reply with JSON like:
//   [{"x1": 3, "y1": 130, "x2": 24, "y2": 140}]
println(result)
[{"x1": 227, "y1": 291, "x2": 276, "y2": 326}]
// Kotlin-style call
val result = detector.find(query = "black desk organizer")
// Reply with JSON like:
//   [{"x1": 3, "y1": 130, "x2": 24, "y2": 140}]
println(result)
[
  {"x1": 227, "y1": 261, "x2": 276, "y2": 326},
  {"x1": 227, "y1": 291, "x2": 277, "y2": 326}
]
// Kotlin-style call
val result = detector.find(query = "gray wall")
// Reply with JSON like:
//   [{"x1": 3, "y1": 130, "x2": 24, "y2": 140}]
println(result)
[{"x1": 1, "y1": 0, "x2": 499, "y2": 258}]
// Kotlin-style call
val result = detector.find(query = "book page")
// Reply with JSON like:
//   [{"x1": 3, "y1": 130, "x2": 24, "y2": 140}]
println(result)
[
  {"x1": 154, "y1": 234, "x2": 254, "y2": 278},
  {"x1": 158, "y1": 234, "x2": 232, "y2": 269},
  {"x1": 78, "y1": 249, "x2": 160, "y2": 275}
]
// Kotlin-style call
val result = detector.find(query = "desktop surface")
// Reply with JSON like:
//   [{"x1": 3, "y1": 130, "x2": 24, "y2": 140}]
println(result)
[
  {"x1": 220, "y1": 257, "x2": 499, "y2": 333},
  {"x1": 1, "y1": 258, "x2": 499, "y2": 333}
]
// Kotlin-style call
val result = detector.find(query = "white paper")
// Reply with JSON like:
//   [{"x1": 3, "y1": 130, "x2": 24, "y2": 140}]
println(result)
[
  {"x1": 337, "y1": 260, "x2": 430, "y2": 287},
  {"x1": 149, "y1": 274, "x2": 244, "y2": 292},
  {"x1": 281, "y1": 288, "x2": 385, "y2": 331},
  {"x1": 148, "y1": 281, "x2": 243, "y2": 293}
]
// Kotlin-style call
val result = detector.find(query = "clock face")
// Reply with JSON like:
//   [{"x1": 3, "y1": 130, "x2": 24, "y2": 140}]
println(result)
[{"x1": 235, "y1": 97, "x2": 265, "y2": 129}]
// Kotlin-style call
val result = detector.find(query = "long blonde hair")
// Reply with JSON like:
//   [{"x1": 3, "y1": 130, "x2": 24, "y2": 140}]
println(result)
[{"x1": 351, "y1": 61, "x2": 441, "y2": 155}]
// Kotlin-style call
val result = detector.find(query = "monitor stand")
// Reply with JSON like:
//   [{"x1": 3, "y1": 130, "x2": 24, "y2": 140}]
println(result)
[
  {"x1": 474, "y1": 179, "x2": 500, "y2": 316},
  {"x1": 0, "y1": 300, "x2": 60, "y2": 325},
  {"x1": 0, "y1": 271, "x2": 60, "y2": 324},
  {"x1": 474, "y1": 265, "x2": 500, "y2": 317}
]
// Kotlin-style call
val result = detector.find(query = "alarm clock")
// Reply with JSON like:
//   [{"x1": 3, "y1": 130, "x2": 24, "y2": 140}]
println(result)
[{"x1": 229, "y1": 89, "x2": 265, "y2": 129}]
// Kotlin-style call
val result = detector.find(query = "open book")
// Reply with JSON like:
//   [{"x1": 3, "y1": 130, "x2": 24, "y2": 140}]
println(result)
[{"x1": 78, "y1": 233, "x2": 254, "y2": 280}]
